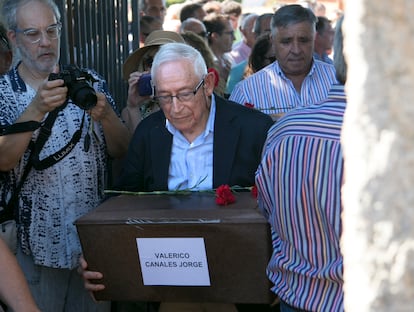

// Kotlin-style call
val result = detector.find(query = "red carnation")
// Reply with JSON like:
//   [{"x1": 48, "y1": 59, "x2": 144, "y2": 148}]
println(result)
[
  {"x1": 244, "y1": 102, "x2": 254, "y2": 108},
  {"x1": 215, "y1": 184, "x2": 236, "y2": 206},
  {"x1": 208, "y1": 68, "x2": 219, "y2": 87},
  {"x1": 251, "y1": 185, "x2": 258, "y2": 199}
]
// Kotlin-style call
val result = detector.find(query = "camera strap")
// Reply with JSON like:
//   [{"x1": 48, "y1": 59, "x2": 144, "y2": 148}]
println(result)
[
  {"x1": 31, "y1": 106, "x2": 86, "y2": 170},
  {"x1": 2, "y1": 100, "x2": 86, "y2": 222},
  {"x1": 0, "y1": 121, "x2": 42, "y2": 136},
  {"x1": 1, "y1": 103, "x2": 65, "y2": 223}
]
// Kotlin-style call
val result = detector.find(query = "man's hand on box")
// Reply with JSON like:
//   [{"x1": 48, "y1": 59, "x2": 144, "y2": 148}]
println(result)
[{"x1": 78, "y1": 255, "x2": 106, "y2": 293}]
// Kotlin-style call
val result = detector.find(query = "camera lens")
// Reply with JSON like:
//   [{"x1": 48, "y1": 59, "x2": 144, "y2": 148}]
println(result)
[
  {"x1": 48, "y1": 65, "x2": 98, "y2": 110},
  {"x1": 71, "y1": 87, "x2": 97, "y2": 110},
  {"x1": 68, "y1": 80, "x2": 97, "y2": 110}
]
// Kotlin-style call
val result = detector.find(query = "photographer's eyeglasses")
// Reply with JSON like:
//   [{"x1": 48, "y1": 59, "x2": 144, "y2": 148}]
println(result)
[
  {"x1": 14, "y1": 23, "x2": 62, "y2": 44},
  {"x1": 154, "y1": 79, "x2": 204, "y2": 106}
]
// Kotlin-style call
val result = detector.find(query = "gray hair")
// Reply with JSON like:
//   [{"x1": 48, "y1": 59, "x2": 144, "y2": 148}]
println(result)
[
  {"x1": 151, "y1": 42, "x2": 207, "y2": 82},
  {"x1": 271, "y1": 4, "x2": 317, "y2": 36},
  {"x1": 240, "y1": 13, "x2": 258, "y2": 30},
  {"x1": 333, "y1": 16, "x2": 347, "y2": 84},
  {"x1": 1, "y1": 0, "x2": 61, "y2": 30},
  {"x1": 180, "y1": 17, "x2": 206, "y2": 34}
]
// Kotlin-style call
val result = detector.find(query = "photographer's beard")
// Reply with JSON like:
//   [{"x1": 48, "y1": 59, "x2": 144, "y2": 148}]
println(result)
[{"x1": 16, "y1": 40, "x2": 61, "y2": 81}]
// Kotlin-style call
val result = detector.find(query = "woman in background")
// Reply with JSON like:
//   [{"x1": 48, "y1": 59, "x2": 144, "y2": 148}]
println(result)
[{"x1": 244, "y1": 33, "x2": 275, "y2": 78}]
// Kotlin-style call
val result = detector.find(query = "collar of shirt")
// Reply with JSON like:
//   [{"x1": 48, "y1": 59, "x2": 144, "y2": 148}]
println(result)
[
  {"x1": 10, "y1": 62, "x2": 28, "y2": 92},
  {"x1": 274, "y1": 59, "x2": 318, "y2": 80},
  {"x1": 166, "y1": 95, "x2": 216, "y2": 191}
]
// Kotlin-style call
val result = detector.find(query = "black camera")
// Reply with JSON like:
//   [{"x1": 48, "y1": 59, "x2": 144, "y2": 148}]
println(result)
[{"x1": 49, "y1": 65, "x2": 98, "y2": 110}]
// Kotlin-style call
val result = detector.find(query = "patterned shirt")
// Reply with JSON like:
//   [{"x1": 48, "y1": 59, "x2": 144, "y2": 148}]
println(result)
[
  {"x1": 229, "y1": 59, "x2": 337, "y2": 117},
  {"x1": 255, "y1": 85, "x2": 346, "y2": 312},
  {"x1": 0, "y1": 66, "x2": 117, "y2": 269}
]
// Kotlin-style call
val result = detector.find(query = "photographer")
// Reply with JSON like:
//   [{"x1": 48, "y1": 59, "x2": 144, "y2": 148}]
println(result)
[{"x1": 0, "y1": 0, "x2": 130, "y2": 311}]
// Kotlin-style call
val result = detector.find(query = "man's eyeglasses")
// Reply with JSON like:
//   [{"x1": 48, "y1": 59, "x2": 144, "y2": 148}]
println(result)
[
  {"x1": 14, "y1": 23, "x2": 62, "y2": 44},
  {"x1": 154, "y1": 79, "x2": 204, "y2": 106}
]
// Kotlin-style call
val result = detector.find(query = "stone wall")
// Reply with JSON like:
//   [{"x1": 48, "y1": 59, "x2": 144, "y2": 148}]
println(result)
[{"x1": 342, "y1": 0, "x2": 414, "y2": 310}]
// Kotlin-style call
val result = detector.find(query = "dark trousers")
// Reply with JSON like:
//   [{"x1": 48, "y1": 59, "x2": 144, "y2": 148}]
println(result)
[{"x1": 280, "y1": 300, "x2": 312, "y2": 312}]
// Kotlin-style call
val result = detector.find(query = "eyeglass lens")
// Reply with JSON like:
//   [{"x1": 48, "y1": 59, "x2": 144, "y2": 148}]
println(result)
[{"x1": 16, "y1": 23, "x2": 61, "y2": 43}]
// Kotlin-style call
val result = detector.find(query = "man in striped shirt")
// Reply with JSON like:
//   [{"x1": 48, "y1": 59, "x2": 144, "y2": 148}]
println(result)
[
  {"x1": 255, "y1": 16, "x2": 346, "y2": 312},
  {"x1": 229, "y1": 5, "x2": 337, "y2": 121}
]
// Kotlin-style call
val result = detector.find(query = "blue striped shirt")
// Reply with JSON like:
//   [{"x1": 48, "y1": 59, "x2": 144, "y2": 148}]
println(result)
[
  {"x1": 229, "y1": 59, "x2": 337, "y2": 117},
  {"x1": 255, "y1": 85, "x2": 346, "y2": 312}
]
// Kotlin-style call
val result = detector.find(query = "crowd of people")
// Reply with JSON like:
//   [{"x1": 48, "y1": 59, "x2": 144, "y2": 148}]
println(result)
[{"x1": 0, "y1": 0, "x2": 346, "y2": 311}]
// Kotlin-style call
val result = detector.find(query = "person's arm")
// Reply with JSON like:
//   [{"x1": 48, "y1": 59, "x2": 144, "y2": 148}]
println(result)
[
  {"x1": 0, "y1": 79, "x2": 68, "y2": 171},
  {"x1": 121, "y1": 105, "x2": 143, "y2": 134},
  {"x1": 0, "y1": 238, "x2": 40, "y2": 312},
  {"x1": 89, "y1": 92, "x2": 131, "y2": 159},
  {"x1": 121, "y1": 71, "x2": 152, "y2": 133}
]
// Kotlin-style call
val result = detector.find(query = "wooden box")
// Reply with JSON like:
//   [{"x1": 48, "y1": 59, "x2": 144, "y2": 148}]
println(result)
[{"x1": 75, "y1": 192, "x2": 273, "y2": 303}]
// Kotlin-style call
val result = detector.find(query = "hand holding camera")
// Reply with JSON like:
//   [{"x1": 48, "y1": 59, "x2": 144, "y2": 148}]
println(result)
[
  {"x1": 137, "y1": 73, "x2": 152, "y2": 97},
  {"x1": 48, "y1": 64, "x2": 97, "y2": 110},
  {"x1": 126, "y1": 71, "x2": 153, "y2": 110}
]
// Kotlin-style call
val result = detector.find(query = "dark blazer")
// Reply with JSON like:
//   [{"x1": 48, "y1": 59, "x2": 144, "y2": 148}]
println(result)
[{"x1": 115, "y1": 95, "x2": 274, "y2": 192}]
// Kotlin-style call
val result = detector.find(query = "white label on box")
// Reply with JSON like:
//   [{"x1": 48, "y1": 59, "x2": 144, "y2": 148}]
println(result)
[{"x1": 136, "y1": 237, "x2": 211, "y2": 286}]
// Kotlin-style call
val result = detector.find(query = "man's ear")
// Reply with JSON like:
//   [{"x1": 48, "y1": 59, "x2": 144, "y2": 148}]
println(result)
[
  {"x1": 203, "y1": 71, "x2": 216, "y2": 96},
  {"x1": 210, "y1": 31, "x2": 219, "y2": 41}
]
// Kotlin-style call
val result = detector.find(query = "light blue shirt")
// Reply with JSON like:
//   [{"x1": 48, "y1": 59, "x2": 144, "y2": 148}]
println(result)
[
  {"x1": 225, "y1": 59, "x2": 247, "y2": 95},
  {"x1": 166, "y1": 95, "x2": 216, "y2": 191},
  {"x1": 229, "y1": 59, "x2": 337, "y2": 115}
]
